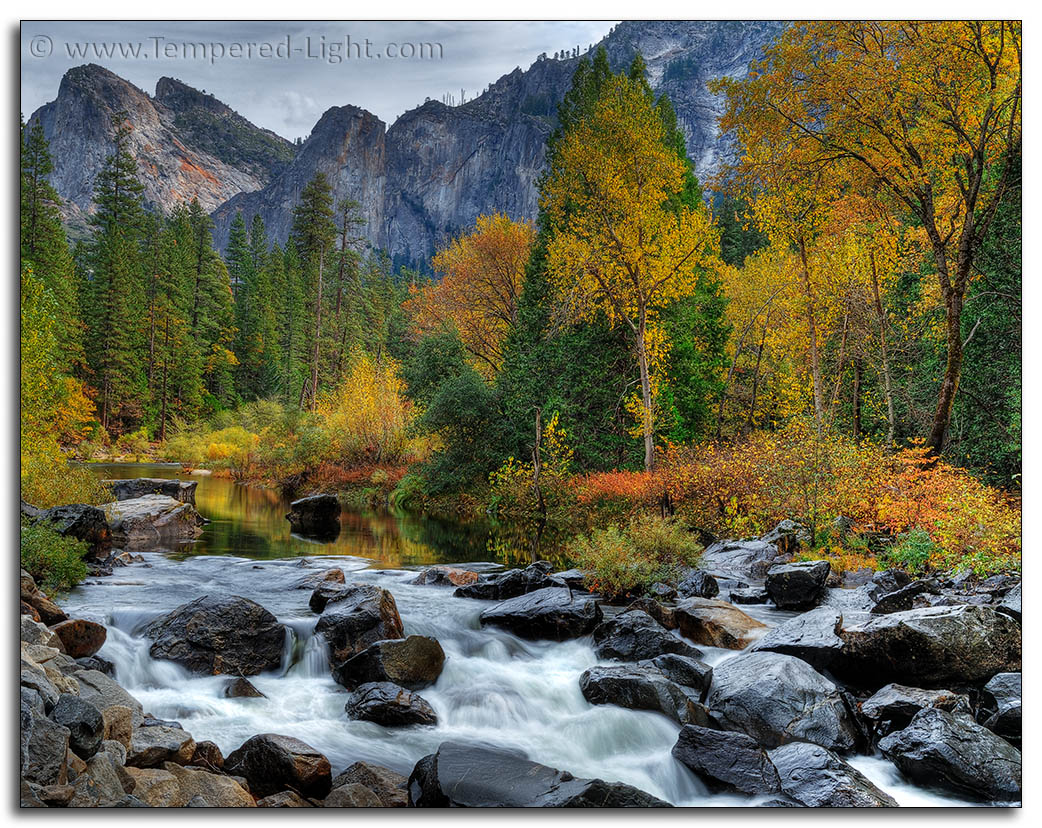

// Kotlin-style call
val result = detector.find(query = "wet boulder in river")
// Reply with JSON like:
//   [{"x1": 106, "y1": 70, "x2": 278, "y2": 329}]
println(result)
[
  {"x1": 224, "y1": 676, "x2": 266, "y2": 698},
  {"x1": 672, "y1": 597, "x2": 768, "y2": 649},
  {"x1": 331, "y1": 761, "x2": 408, "y2": 807},
  {"x1": 225, "y1": 733, "x2": 332, "y2": 800},
  {"x1": 294, "y1": 568, "x2": 345, "y2": 590},
  {"x1": 769, "y1": 742, "x2": 897, "y2": 807},
  {"x1": 879, "y1": 707, "x2": 1021, "y2": 802},
  {"x1": 859, "y1": 683, "x2": 971, "y2": 736},
  {"x1": 765, "y1": 560, "x2": 830, "y2": 609},
  {"x1": 103, "y1": 495, "x2": 204, "y2": 548},
  {"x1": 105, "y1": 478, "x2": 197, "y2": 504},
  {"x1": 454, "y1": 562, "x2": 564, "y2": 600},
  {"x1": 479, "y1": 587, "x2": 601, "y2": 640},
  {"x1": 31, "y1": 503, "x2": 112, "y2": 559},
  {"x1": 314, "y1": 584, "x2": 404, "y2": 664},
  {"x1": 408, "y1": 741, "x2": 670, "y2": 807},
  {"x1": 412, "y1": 565, "x2": 479, "y2": 587},
  {"x1": 345, "y1": 682, "x2": 438, "y2": 726},
  {"x1": 835, "y1": 604, "x2": 1021, "y2": 688},
  {"x1": 979, "y1": 672, "x2": 1021, "y2": 743},
  {"x1": 672, "y1": 725, "x2": 780, "y2": 795},
  {"x1": 698, "y1": 539, "x2": 781, "y2": 581},
  {"x1": 677, "y1": 569, "x2": 719, "y2": 599},
  {"x1": 705, "y1": 651, "x2": 859, "y2": 752},
  {"x1": 50, "y1": 618, "x2": 107, "y2": 658},
  {"x1": 332, "y1": 635, "x2": 444, "y2": 690},
  {"x1": 143, "y1": 595, "x2": 286, "y2": 676},
  {"x1": 749, "y1": 607, "x2": 844, "y2": 671},
  {"x1": 997, "y1": 582, "x2": 1021, "y2": 622},
  {"x1": 592, "y1": 610, "x2": 703, "y2": 662},
  {"x1": 286, "y1": 494, "x2": 340, "y2": 539},
  {"x1": 579, "y1": 663, "x2": 709, "y2": 726}
]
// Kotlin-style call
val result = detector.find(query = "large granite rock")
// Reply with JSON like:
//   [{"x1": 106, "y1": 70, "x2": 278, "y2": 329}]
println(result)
[
  {"x1": 286, "y1": 493, "x2": 341, "y2": 539},
  {"x1": 454, "y1": 562, "x2": 563, "y2": 600},
  {"x1": 331, "y1": 635, "x2": 444, "y2": 690},
  {"x1": 408, "y1": 741, "x2": 670, "y2": 807},
  {"x1": 705, "y1": 651, "x2": 859, "y2": 752},
  {"x1": 330, "y1": 762, "x2": 408, "y2": 807},
  {"x1": 143, "y1": 595, "x2": 286, "y2": 675},
  {"x1": 31, "y1": 503, "x2": 112, "y2": 559},
  {"x1": 749, "y1": 607, "x2": 844, "y2": 670},
  {"x1": 127, "y1": 724, "x2": 195, "y2": 768},
  {"x1": 672, "y1": 725, "x2": 780, "y2": 795},
  {"x1": 671, "y1": 597, "x2": 768, "y2": 649},
  {"x1": 103, "y1": 495, "x2": 204, "y2": 547},
  {"x1": 879, "y1": 708, "x2": 1021, "y2": 802},
  {"x1": 345, "y1": 682, "x2": 438, "y2": 727},
  {"x1": 698, "y1": 538, "x2": 781, "y2": 580},
  {"x1": 579, "y1": 663, "x2": 708, "y2": 726},
  {"x1": 50, "y1": 618, "x2": 107, "y2": 659},
  {"x1": 479, "y1": 587, "x2": 601, "y2": 640},
  {"x1": 225, "y1": 733, "x2": 332, "y2": 800},
  {"x1": 106, "y1": 478, "x2": 197, "y2": 504},
  {"x1": 979, "y1": 672, "x2": 1021, "y2": 742},
  {"x1": 859, "y1": 683, "x2": 971, "y2": 736},
  {"x1": 51, "y1": 694, "x2": 104, "y2": 760},
  {"x1": 677, "y1": 569, "x2": 719, "y2": 599},
  {"x1": 592, "y1": 610, "x2": 703, "y2": 662},
  {"x1": 997, "y1": 582, "x2": 1021, "y2": 621},
  {"x1": 765, "y1": 560, "x2": 830, "y2": 609},
  {"x1": 769, "y1": 743, "x2": 897, "y2": 807},
  {"x1": 412, "y1": 566, "x2": 480, "y2": 587},
  {"x1": 314, "y1": 584, "x2": 404, "y2": 664}
]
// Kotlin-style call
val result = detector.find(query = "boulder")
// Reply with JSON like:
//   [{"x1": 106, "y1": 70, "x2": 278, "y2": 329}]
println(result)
[
  {"x1": 765, "y1": 560, "x2": 830, "y2": 609},
  {"x1": 105, "y1": 478, "x2": 197, "y2": 504},
  {"x1": 124, "y1": 767, "x2": 184, "y2": 806},
  {"x1": 979, "y1": 672, "x2": 1021, "y2": 742},
  {"x1": 324, "y1": 783, "x2": 384, "y2": 807},
  {"x1": 749, "y1": 607, "x2": 844, "y2": 670},
  {"x1": 21, "y1": 614, "x2": 64, "y2": 650},
  {"x1": 22, "y1": 653, "x2": 61, "y2": 712},
  {"x1": 224, "y1": 676, "x2": 266, "y2": 698},
  {"x1": 672, "y1": 725, "x2": 780, "y2": 795},
  {"x1": 331, "y1": 762, "x2": 408, "y2": 807},
  {"x1": 997, "y1": 582, "x2": 1021, "y2": 622},
  {"x1": 21, "y1": 696, "x2": 70, "y2": 785},
  {"x1": 50, "y1": 618, "x2": 107, "y2": 658},
  {"x1": 294, "y1": 568, "x2": 345, "y2": 590},
  {"x1": 454, "y1": 562, "x2": 564, "y2": 600},
  {"x1": 127, "y1": 725, "x2": 195, "y2": 768},
  {"x1": 729, "y1": 586, "x2": 769, "y2": 605},
  {"x1": 101, "y1": 706, "x2": 134, "y2": 750},
  {"x1": 869, "y1": 579, "x2": 941, "y2": 614},
  {"x1": 332, "y1": 635, "x2": 444, "y2": 690},
  {"x1": 38, "y1": 783, "x2": 76, "y2": 807},
  {"x1": 286, "y1": 494, "x2": 341, "y2": 539},
  {"x1": 143, "y1": 595, "x2": 286, "y2": 676},
  {"x1": 671, "y1": 598, "x2": 768, "y2": 649},
  {"x1": 408, "y1": 741, "x2": 670, "y2": 807},
  {"x1": 308, "y1": 581, "x2": 353, "y2": 613},
  {"x1": 74, "y1": 669, "x2": 144, "y2": 726},
  {"x1": 647, "y1": 653, "x2": 713, "y2": 697},
  {"x1": 479, "y1": 587, "x2": 602, "y2": 640},
  {"x1": 836, "y1": 605, "x2": 1021, "y2": 688},
  {"x1": 554, "y1": 569, "x2": 589, "y2": 590},
  {"x1": 189, "y1": 741, "x2": 225, "y2": 772},
  {"x1": 77, "y1": 654, "x2": 115, "y2": 675},
  {"x1": 314, "y1": 585, "x2": 404, "y2": 664},
  {"x1": 579, "y1": 663, "x2": 706, "y2": 726},
  {"x1": 345, "y1": 682, "x2": 438, "y2": 726},
  {"x1": 104, "y1": 495, "x2": 204, "y2": 547},
  {"x1": 67, "y1": 754, "x2": 128, "y2": 807},
  {"x1": 257, "y1": 790, "x2": 315, "y2": 807},
  {"x1": 21, "y1": 572, "x2": 69, "y2": 625},
  {"x1": 705, "y1": 651, "x2": 859, "y2": 752},
  {"x1": 161, "y1": 762, "x2": 255, "y2": 807},
  {"x1": 677, "y1": 569, "x2": 719, "y2": 599},
  {"x1": 649, "y1": 582, "x2": 677, "y2": 600},
  {"x1": 698, "y1": 539, "x2": 781, "y2": 580},
  {"x1": 769, "y1": 743, "x2": 897, "y2": 807},
  {"x1": 412, "y1": 566, "x2": 479, "y2": 587},
  {"x1": 860, "y1": 684, "x2": 971, "y2": 736},
  {"x1": 760, "y1": 520, "x2": 808, "y2": 556},
  {"x1": 99, "y1": 739, "x2": 127, "y2": 767},
  {"x1": 879, "y1": 708, "x2": 1021, "y2": 801},
  {"x1": 33, "y1": 503, "x2": 112, "y2": 559},
  {"x1": 225, "y1": 733, "x2": 332, "y2": 800},
  {"x1": 592, "y1": 610, "x2": 703, "y2": 662},
  {"x1": 52, "y1": 694, "x2": 104, "y2": 759}
]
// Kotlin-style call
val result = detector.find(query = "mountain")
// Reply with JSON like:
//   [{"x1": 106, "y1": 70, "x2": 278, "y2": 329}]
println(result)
[
  {"x1": 31, "y1": 21, "x2": 784, "y2": 260},
  {"x1": 28, "y1": 64, "x2": 295, "y2": 235}
]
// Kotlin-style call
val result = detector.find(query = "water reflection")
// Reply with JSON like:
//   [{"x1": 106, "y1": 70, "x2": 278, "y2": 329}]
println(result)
[{"x1": 90, "y1": 463, "x2": 571, "y2": 570}]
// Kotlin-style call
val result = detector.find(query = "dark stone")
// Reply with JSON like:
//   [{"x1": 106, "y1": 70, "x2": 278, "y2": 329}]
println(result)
[
  {"x1": 309, "y1": 582, "x2": 353, "y2": 613},
  {"x1": 332, "y1": 635, "x2": 445, "y2": 690},
  {"x1": 698, "y1": 539, "x2": 780, "y2": 581},
  {"x1": 760, "y1": 519, "x2": 808, "y2": 556},
  {"x1": 553, "y1": 569, "x2": 589, "y2": 590},
  {"x1": 345, "y1": 682, "x2": 437, "y2": 726},
  {"x1": 979, "y1": 672, "x2": 1021, "y2": 742},
  {"x1": 677, "y1": 569, "x2": 719, "y2": 599},
  {"x1": 479, "y1": 587, "x2": 601, "y2": 640},
  {"x1": 769, "y1": 743, "x2": 897, "y2": 807},
  {"x1": 106, "y1": 478, "x2": 197, "y2": 504},
  {"x1": 975, "y1": 575, "x2": 1017, "y2": 597},
  {"x1": 224, "y1": 676, "x2": 266, "y2": 698},
  {"x1": 705, "y1": 651, "x2": 859, "y2": 752},
  {"x1": 649, "y1": 582, "x2": 677, "y2": 600},
  {"x1": 765, "y1": 560, "x2": 830, "y2": 609},
  {"x1": 454, "y1": 563, "x2": 564, "y2": 600},
  {"x1": 579, "y1": 663, "x2": 705, "y2": 725},
  {"x1": 40, "y1": 782, "x2": 77, "y2": 806},
  {"x1": 671, "y1": 598, "x2": 768, "y2": 649},
  {"x1": 860, "y1": 683, "x2": 971, "y2": 735},
  {"x1": 870, "y1": 579, "x2": 941, "y2": 614},
  {"x1": 411, "y1": 566, "x2": 479, "y2": 587},
  {"x1": 143, "y1": 595, "x2": 286, "y2": 676},
  {"x1": 879, "y1": 708, "x2": 1021, "y2": 802},
  {"x1": 749, "y1": 607, "x2": 844, "y2": 671},
  {"x1": 52, "y1": 694, "x2": 104, "y2": 759},
  {"x1": 648, "y1": 653, "x2": 713, "y2": 697},
  {"x1": 189, "y1": 740, "x2": 225, "y2": 771},
  {"x1": 33, "y1": 504, "x2": 112, "y2": 559},
  {"x1": 331, "y1": 762, "x2": 408, "y2": 807},
  {"x1": 836, "y1": 605, "x2": 1021, "y2": 688},
  {"x1": 294, "y1": 568, "x2": 345, "y2": 590},
  {"x1": 286, "y1": 494, "x2": 341, "y2": 539},
  {"x1": 871, "y1": 569, "x2": 912, "y2": 595},
  {"x1": 21, "y1": 696, "x2": 70, "y2": 785},
  {"x1": 592, "y1": 610, "x2": 703, "y2": 662},
  {"x1": 407, "y1": 741, "x2": 670, "y2": 807},
  {"x1": 127, "y1": 724, "x2": 195, "y2": 767},
  {"x1": 225, "y1": 733, "x2": 333, "y2": 799},
  {"x1": 729, "y1": 586, "x2": 769, "y2": 604},
  {"x1": 314, "y1": 585, "x2": 404, "y2": 664},
  {"x1": 51, "y1": 618, "x2": 107, "y2": 658},
  {"x1": 76, "y1": 655, "x2": 115, "y2": 676},
  {"x1": 997, "y1": 583, "x2": 1021, "y2": 622},
  {"x1": 672, "y1": 725, "x2": 780, "y2": 795}
]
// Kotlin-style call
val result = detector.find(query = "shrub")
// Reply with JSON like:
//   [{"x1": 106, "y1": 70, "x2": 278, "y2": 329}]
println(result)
[
  {"x1": 569, "y1": 514, "x2": 702, "y2": 599},
  {"x1": 21, "y1": 452, "x2": 112, "y2": 509},
  {"x1": 883, "y1": 528, "x2": 936, "y2": 575},
  {"x1": 20, "y1": 521, "x2": 88, "y2": 592}
]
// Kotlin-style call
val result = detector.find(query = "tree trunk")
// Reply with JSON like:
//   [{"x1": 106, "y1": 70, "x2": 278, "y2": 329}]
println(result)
[
  {"x1": 531, "y1": 407, "x2": 545, "y2": 516},
  {"x1": 797, "y1": 238, "x2": 825, "y2": 428},
  {"x1": 636, "y1": 311, "x2": 655, "y2": 471},
  {"x1": 852, "y1": 358, "x2": 862, "y2": 443},
  {"x1": 927, "y1": 285, "x2": 965, "y2": 454},
  {"x1": 869, "y1": 251, "x2": 897, "y2": 448}
]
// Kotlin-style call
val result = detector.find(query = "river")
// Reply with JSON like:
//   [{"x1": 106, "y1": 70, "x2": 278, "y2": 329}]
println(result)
[{"x1": 60, "y1": 463, "x2": 971, "y2": 806}]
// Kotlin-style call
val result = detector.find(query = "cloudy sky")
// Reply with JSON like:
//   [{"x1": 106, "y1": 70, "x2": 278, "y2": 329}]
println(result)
[{"x1": 21, "y1": 21, "x2": 616, "y2": 140}]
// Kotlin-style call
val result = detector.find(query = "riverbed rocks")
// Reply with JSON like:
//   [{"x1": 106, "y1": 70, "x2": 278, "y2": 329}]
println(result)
[
  {"x1": 104, "y1": 495, "x2": 204, "y2": 548},
  {"x1": 29, "y1": 503, "x2": 113, "y2": 559},
  {"x1": 67, "y1": 753, "x2": 130, "y2": 807},
  {"x1": 835, "y1": 604, "x2": 1021, "y2": 688},
  {"x1": 345, "y1": 682, "x2": 438, "y2": 726},
  {"x1": 979, "y1": 672, "x2": 1021, "y2": 743},
  {"x1": 21, "y1": 694, "x2": 70, "y2": 785},
  {"x1": 997, "y1": 582, "x2": 1021, "y2": 621},
  {"x1": 677, "y1": 569, "x2": 719, "y2": 599},
  {"x1": 286, "y1": 493, "x2": 341, "y2": 539},
  {"x1": 408, "y1": 741, "x2": 670, "y2": 807},
  {"x1": 412, "y1": 565, "x2": 480, "y2": 587},
  {"x1": 765, "y1": 560, "x2": 830, "y2": 609},
  {"x1": 705, "y1": 651, "x2": 859, "y2": 752},
  {"x1": 859, "y1": 684, "x2": 971, "y2": 736},
  {"x1": 671, "y1": 598, "x2": 768, "y2": 649},
  {"x1": 314, "y1": 584, "x2": 404, "y2": 664},
  {"x1": 51, "y1": 618, "x2": 107, "y2": 658},
  {"x1": 52, "y1": 694, "x2": 105, "y2": 760},
  {"x1": 768, "y1": 743, "x2": 897, "y2": 807},
  {"x1": 879, "y1": 708, "x2": 1021, "y2": 801},
  {"x1": 454, "y1": 561, "x2": 564, "y2": 600},
  {"x1": 224, "y1": 677, "x2": 266, "y2": 698},
  {"x1": 698, "y1": 539, "x2": 782, "y2": 581},
  {"x1": 73, "y1": 669, "x2": 144, "y2": 727},
  {"x1": 106, "y1": 477, "x2": 197, "y2": 504},
  {"x1": 671, "y1": 725, "x2": 780, "y2": 795},
  {"x1": 225, "y1": 733, "x2": 333, "y2": 799},
  {"x1": 332, "y1": 635, "x2": 445, "y2": 690},
  {"x1": 331, "y1": 762, "x2": 408, "y2": 807},
  {"x1": 294, "y1": 567, "x2": 346, "y2": 590},
  {"x1": 127, "y1": 724, "x2": 196, "y2": 768},
  {"x1": 579, "y1": 663, "x2": 708, "y2": 726},
  {"x1": 143, "y1": 595, "x2": 286, "y2": 675},
  {"x1": 21, "y1": 570, "x2": 69, "y2": 625},
  {"x1": 592, "y1": 610, "x2": 703, "y2": 662},
  {"x1": 479, "y1": 586, "x2": 602, "y2": 640},
  {"x1": 749, "y1": 607, "x2": 844, "y2": 670}
]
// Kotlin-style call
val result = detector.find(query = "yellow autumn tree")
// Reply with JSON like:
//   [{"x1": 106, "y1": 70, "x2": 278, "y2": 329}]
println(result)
[
  {"x1": 406, "y1": 212, "x2": 534, "y2": 378},
  {"x1": 544, "y1": 74, "x2": 720, "y2": 470}
]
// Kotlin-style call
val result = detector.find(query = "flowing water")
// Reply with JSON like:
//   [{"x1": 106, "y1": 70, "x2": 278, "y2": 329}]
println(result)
[{"x1": 62, "y1": 463, "x2": 972, "y2": 807}]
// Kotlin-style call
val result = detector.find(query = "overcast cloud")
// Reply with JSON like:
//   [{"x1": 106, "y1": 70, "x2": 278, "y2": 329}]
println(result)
[{"x1": 21, "y1": 21, "x2": 617, "y2": 139}]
